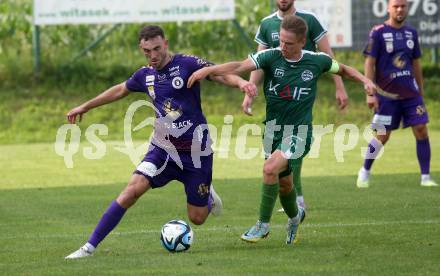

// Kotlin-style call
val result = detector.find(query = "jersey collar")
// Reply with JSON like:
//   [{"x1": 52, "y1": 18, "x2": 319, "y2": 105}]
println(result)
[{"x1": 283, "y1": 49, "x2": 304, "y2": 63}]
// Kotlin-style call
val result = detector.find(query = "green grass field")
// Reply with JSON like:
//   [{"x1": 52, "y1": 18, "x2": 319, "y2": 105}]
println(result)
[{"x1": 1, "y1": 131, "x2": 439, "y2": 275}]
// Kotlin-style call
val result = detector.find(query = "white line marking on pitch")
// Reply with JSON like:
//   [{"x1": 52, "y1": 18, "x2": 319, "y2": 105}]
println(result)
[{"x1": 1, "y1": 220, "x2": 439, "y2": 240}]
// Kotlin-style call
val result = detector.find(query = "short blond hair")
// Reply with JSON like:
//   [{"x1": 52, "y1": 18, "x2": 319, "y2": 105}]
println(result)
[{"x1": 281, "y1": 15, "x2": 308, "y2": 39}]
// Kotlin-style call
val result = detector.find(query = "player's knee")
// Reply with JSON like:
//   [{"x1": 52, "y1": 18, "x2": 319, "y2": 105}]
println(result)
[
  {"x1": 188, "y1": 213, "x2": 206, "y2": 225},
  {"x1": 263, "y1": 163, "x2": 278, "y2": 177},
  {"x1": 413, "y1": 124, "x2": 428, "y2": 139}
]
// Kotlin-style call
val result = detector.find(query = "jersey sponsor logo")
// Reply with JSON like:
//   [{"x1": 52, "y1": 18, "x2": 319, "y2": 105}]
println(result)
[
  {"x1": 172, "y1": 76, "x2": 184, "y2": 89},
  {"x1": 271, "y1": 32, "x2": 279, "y2": 41},
  {"x1": 148, "y1": 86, "x2": 156, "y2": 100},
  {"x1": 301, "y1": 70, "x2": 314, "y2": 81},
  {"x1": 169, "y1": 66, "x2": 180, "y2": 77},
  {"x1": 163, "y1": 98, "x2": 183, "y2": 120},
  {"x1": 407, "y1": 39, "x2": 414, "y2": 49},
  {"x1": 383, "y1": 33, "x2": 393, "y2": 39},
  {"x1": 372, "y1": 114, "x2": 392, "y2": 126},
  {"x1": 279, "y1": 85, "x2": 311, "y2": 101},
  {"x1": 274, "y1": 68, "x2": 285, "y2": 77},
  {"x1": 390, "y1": 70, "x2": 411, "y2": 79},
  {"x1": 146, "y1": 75, "x2": 155, "y2": 82},
  {"x1": 386, "y1": 41, "x2": 394, "y2": 53}
]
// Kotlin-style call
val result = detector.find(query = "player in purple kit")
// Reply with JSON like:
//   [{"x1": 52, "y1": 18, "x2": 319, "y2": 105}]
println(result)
[
  {"x1": 64, "y1": 25, "x2": 256, "y2": 259},
  {"x1": 356, "y1": 0, "x2": 437, "y2": 188}
]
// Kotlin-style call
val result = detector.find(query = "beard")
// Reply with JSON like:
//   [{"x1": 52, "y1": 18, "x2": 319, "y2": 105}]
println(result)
[
  {"x1": 395, "y1": 14, "x2": 407, "y2": 24},
  {"x1": 277, "y1": 1, "x2": 293, "y2": 12}
]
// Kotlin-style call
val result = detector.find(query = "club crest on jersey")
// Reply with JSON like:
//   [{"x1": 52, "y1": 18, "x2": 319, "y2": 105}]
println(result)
[
  {"x1": 163, "y1": 98, "x2": 183, "y2": 120},
  {"x1": 271, "y1": 32, "x2": 279, "y2": 41},
  {"x1": 301, "y1": 70, "x2": 314, "y2": 81},
  {"x1": 172, "y1": 77, "x2": 184, "y2": 89},
  {"x1": 274, "y1": 68, "x2": 285, "y2": 78},
  {"x1": 392, "y1": 53, "x2": 406, "y2": 69},
  {"x1": 407, "y1": 39, "x2": 414, "y2": 49}
]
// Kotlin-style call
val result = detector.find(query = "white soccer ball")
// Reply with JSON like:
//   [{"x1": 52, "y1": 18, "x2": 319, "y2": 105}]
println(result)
[{"x1": 160, "y1": 219, "x2": 193, "y2": 252}]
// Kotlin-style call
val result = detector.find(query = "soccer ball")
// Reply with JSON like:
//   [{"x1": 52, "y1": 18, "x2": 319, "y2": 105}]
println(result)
[{"x1": 160, "y1": 219, "x2": 193, "y2": 252}]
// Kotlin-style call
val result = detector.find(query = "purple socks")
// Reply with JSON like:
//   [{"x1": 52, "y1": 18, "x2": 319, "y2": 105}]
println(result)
[
  {"x1": 416, "y1": 138, "x2": 431, "y2": 174},
  {"x1": 363, "y1": 139, "x2": 383, "y2": 170},
  {"x1": 87, "y1": 201, "x2": 127, "y2": 248}
]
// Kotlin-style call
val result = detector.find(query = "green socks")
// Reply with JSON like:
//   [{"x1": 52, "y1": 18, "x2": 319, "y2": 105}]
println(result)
[
  {"x1": 279, "y1": 187, "x2": 298, "y2": 219},
  {"x1": 259, "y1": 183, "x2": 279, "y2": 223},
  {"x1": 292, "y1": 163, "x2": 303, "y2": 196}
]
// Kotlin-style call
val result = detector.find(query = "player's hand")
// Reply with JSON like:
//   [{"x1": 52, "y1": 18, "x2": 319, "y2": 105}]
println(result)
[
  {"x1": 364, "y1": 80, "x2": 376, "y2": 97},
  {"x1": 239, "y1": 81, "x2": 257, "y2": 98},
  {"x1": 241, "y1": 94, "x2": 254, "y2": 116},
  {"x1": 187, "y1": 68, "x2": 210, "y2": 88},
  {"x1": 335, "y1": 86, "x2": 348, "y2": 110},
  {"x1": 366, "y1": 94, "x2": 378, "y2": 111},
  {"x1": 67, "y1": 105, "x2": 88, "y2": 124}
]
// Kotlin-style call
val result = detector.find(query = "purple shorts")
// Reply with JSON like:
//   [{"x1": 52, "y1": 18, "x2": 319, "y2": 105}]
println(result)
[
  {"x1": 371, "y1": 95, "x2": 429, "y2": 131},
  {"x1": 134, "y1": 145, "x2": 213, "y2": 207}
]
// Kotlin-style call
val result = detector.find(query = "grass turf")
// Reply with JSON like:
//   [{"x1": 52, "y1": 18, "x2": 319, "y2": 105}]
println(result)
[{"x1": 1, "y1": 131, "x2": 439, "y2": 275}]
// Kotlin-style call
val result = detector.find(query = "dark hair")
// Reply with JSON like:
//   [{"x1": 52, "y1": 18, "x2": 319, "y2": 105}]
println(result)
[
  {"x1": 281, "y1": 15, "x2": 308, "y2": 39},
  {"x1": 138, "y1": 25, "x2": 165, "y2": 42}
]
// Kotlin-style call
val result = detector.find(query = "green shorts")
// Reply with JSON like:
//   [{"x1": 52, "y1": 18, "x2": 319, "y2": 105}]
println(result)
[{"x1": 264, "y1": 133, "x2": 312, "y2": 178}]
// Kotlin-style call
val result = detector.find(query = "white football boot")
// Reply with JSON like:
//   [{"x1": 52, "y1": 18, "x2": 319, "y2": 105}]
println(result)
[
  {"x1": 65, "y1": 243, "x2": 95, "y2": 259},
  {"x1": 209, "y1": 184, "x2": 223, "y2": 216}
]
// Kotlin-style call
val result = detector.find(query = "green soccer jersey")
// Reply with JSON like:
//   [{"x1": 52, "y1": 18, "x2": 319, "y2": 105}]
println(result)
[
  {"x1": 254, "y1": 10, "x2": 327, "y2": 51},
  {"x1": 249, "y1": 48, "x2": 332, "y2": 140}
]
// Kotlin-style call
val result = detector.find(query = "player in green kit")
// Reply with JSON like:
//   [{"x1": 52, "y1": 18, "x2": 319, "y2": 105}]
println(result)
[
  {"x1": 244, "y1": 0, "x2": 349, "y2": 210},
  {"x1": 188, "y1": 15, "x2": 376, "y2": 244}
]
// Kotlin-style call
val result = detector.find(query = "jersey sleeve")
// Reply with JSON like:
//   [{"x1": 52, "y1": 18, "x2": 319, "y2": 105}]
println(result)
[
  {"x1": 249, "y1": 49, "x2": 275, "y2": 70},
  {"x1": 254, "y1": 22, "x2": 269, "y2": 47},
  {"x1": 185, "y1": 55, "x2": 214, "y2": 73},
  {"x1": 125, "y1": 68, "x2": 146, "y2": 93},
  {"x1": 316, "y1": 52, "x2": 333, "y2": 73},
  {"x1": 363, "y1": 27, "x2": 381, "y2": 58},
  {"x1": 308, "y1": 14, "x2": 327, "y2": 43},
  {"x1": 412, "y1": 30, "x2": 422, "y2": 59}
]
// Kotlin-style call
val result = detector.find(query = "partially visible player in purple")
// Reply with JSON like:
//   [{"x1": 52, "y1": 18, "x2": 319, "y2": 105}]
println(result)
[
  {"x1": 357, "y1": 0, "x2": 437, "y2": 188},
  {"x1": 64, "y1": 25, "x2": 257, "y2": 259}
]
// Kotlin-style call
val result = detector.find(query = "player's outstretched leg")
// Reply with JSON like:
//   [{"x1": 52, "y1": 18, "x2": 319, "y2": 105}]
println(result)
[
  {"x1": 65, "y1": 174, "x2": 150, "y2": 259},
  {"x1": 208, "y1": 184, "x2": 223, "y2": 216}
]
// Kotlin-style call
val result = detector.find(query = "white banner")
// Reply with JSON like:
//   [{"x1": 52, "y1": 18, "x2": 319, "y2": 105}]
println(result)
[
  {"x1": 33, "y1": 0, "x2": 235, "y2": 26},
  {"x1": 296, "y1": 0, "x2": 352, "y2": 47}
]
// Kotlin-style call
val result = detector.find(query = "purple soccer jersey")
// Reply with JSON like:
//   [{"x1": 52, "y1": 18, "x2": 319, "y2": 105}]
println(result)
[
  {"x1": 364, "y1": 23, "x2": 421, "y2": 100},
  {"x1": 125, "y1": 54, "x2": 213, "y2": 150}
]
